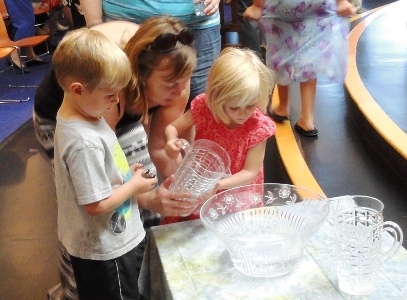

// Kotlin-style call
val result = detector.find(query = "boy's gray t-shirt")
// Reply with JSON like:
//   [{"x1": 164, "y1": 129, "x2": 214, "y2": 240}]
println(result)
[{"x1": 54, "y1": 115, "x2": 145, "y2": 260}]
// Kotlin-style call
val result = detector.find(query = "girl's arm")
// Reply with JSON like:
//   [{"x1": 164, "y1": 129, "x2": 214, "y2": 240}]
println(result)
[
  {"x1": 147, "y1": 97, "x2": 193, "y2": 179},
  {"x1": 80, "y1": 0, "x2": 104, "y2": 26},
  {"x1": 165, "y1": 110, "x2": 195, "y2": 158},
  {"x1": 336, "y1": 0, "x2": 356, "y2": 17},
  {"x1": 83, "y1": 167, "x2": 157, "y2": 216},
  {"x1": 216, "y1": 139, "x2": 268, "y2": 191}
]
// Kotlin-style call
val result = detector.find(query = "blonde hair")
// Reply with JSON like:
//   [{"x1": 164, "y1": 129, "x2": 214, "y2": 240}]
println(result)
[
  {"x1": 52, "y1": 28, "x2": 132, "y2": 92},
  {"x1": 123, "y1": 16, "x2": 197, "y2": 123},
  {"x1": 206, "y1": 47, "x2": 275, "y2": 124}
]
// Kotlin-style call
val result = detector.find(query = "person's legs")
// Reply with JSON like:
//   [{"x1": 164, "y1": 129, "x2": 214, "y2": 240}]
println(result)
[
  {"x1": 297, "y1": 78, "x2": 317, "y2": 131},
  {"x1": 59, "y1": 243, "x2": 78, "y2": 300},
  {"x1": 61, "y1": 4, "x2": 75, "y2": 29},
  {"x1": 32, "y1": 111, "x2": 56, "y2": 159},
  {"x1": 4, "y1": 0, "x2": 36, "y2": 67},
  {"x1": 70, "y1": 248, "x2": 141, "y2": 300},
  {"x1": 189, "y1": 25, "x2": 221, "y2": 107},
  {"x1": 272, "y1": 84, "x2": 290, "y2": 117},
  {"x1": 64, "y1": 0, "x2": 86, "y2": 29},
  {"x1": 237, "y1": 0, "x2": 262, "y2": 56}
]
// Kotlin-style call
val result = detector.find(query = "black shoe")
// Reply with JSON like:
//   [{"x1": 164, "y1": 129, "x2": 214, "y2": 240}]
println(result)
[
  {"x1": 25, "y1": 59, "x2": 49, "y2": 67},
  {"x1": 7, "y1": 60, "x2": 30, "y2": 74},
  {"x1": 267, "y1": 109, "x2": 289, "y2": 123},
  {"x1": 294, "y1": 122, "x2": 318, "y2": 137}
]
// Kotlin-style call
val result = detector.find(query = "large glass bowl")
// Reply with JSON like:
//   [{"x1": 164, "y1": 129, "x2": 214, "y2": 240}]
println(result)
[{"x1": 200, "y1": 183, "x2": 329, "y2": 277}]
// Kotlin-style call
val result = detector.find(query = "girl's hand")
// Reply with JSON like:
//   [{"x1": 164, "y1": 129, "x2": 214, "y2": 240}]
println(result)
[
  {"x1": 192, "y1": 188, "x2": 217, "y2": 215},
  {"x1": 165, "y1": 139, "x2": 181, "y2": 160},
  {"x1": 337, "y1": 0, "x2": 357, "y2": 17},
  {"x1": 165, "y1": 138, "x2": 189, "y2": 160}
]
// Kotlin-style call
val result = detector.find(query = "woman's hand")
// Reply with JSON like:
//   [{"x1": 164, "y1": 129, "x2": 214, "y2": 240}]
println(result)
[
  {"x1": 138, "y1": 175, "x2": 197, "y2": 216},
  {"x1": 204, "y1": 0, "x2": 220, "y2": 16}
]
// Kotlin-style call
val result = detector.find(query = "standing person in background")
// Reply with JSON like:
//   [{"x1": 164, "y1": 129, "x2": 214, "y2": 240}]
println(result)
[
  {"x1": 164, "y1": 47, "x2": 276, "y2": 224},
  {"x1": 244, "y1": 0, "x2": 355, "y2": 137},
  {"x1": 237, "y1": 0, "x2": 262, "y2": 58},
  {"x1": 63, "y1": 0, "x2": 86, "y2": 29},
  {"x1": 3, "y1": 0, "x2": 48, "y2": 72},
  {"x1": 80, "y1": 0, "x2": 222, "y2": 106}
]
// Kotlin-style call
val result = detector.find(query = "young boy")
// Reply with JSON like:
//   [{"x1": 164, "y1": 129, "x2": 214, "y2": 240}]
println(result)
[{"x1": 52, "y1": 28, "x2": 157, "y2": 299}]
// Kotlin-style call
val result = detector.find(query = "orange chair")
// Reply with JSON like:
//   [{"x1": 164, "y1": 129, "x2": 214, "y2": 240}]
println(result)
[
  {"x1": 0, "y1": 45, "x2": 30, "y2": 103},
  {"x1": 0, "y1": 0, "x2": 50, "y2": 65},
  {"x1": 0, "y1": 0, "x2": 7, "y2": 19},
  {"x1": 0, "y1": 1, "x2": 48, "y2": 102},
  {"x1": 33, "y1": 0, "x2": 52, "y2": 34}
]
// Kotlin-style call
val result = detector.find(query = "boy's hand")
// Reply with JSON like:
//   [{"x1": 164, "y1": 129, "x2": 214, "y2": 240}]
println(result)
[
  {"x1": 129, "y1": 163, "x2": 143, "y2": 175},
  {"x1": 130, "y1": 168, "x2": 157, "y2": 194}
]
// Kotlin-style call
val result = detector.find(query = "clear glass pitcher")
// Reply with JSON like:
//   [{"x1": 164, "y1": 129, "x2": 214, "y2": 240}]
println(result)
[
  {"x1": 170, "y1": 139, "x2": 231, "y2": 201},
  {"x1": 333, "y1": 195, "x2": 403, "y2": 295}
]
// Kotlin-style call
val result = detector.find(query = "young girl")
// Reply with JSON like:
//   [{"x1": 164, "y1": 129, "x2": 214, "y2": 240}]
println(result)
[
  {"x1": 244, "y1": 0, "x2": 356, "y2": 137},
  {"x1": 163, "y1": 47, "x2": 276, "y2": 223}
]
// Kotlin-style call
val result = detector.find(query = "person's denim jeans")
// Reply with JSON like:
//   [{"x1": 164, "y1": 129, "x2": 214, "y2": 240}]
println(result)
[{"x1": 189, "y1": 24, "x2": 221, "y2": 107}]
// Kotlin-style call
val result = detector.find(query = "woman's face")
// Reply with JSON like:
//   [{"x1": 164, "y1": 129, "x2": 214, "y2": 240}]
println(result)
[{"x1": 144, "y1": 59, "x2": 191, "y2": 107}]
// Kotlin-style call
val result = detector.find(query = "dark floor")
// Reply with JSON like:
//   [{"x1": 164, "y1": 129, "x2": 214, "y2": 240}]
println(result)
[{"x1": 1, "y1": 2, "x2": 407, "y2": 299}]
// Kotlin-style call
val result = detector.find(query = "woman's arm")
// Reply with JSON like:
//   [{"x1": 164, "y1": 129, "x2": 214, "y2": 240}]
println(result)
[
  {"x1": 80, "y1": 0, "x2": 104, "y2": 26},
  {"x1": 216, "y1": 139, "x2": 268, "y2": 191}
]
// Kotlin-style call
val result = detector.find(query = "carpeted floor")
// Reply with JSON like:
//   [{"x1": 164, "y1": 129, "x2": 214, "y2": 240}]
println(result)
[
  {"x1": 0, "y1": 25, "x2": 65, "y2": 144},
  {"x1": 0, "y1": 58, "x2": 52, "y2": 143}
]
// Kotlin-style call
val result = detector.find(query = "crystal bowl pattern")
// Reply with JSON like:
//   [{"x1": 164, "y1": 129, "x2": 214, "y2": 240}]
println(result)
[{"x1": 200, "y1": 183, "x2": 329, "y2": 277}]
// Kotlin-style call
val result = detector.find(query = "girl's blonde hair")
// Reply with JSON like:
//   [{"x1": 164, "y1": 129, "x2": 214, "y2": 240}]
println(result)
[
  {"x1": 206, "y1": 47, "x2": 275, "y2": 124},
  {"x1": 52, "y1": 28, "x2": 132, "y2": 92},
  {"x1": 123, "y1": 16, "x2": 197, "y2": 123}
]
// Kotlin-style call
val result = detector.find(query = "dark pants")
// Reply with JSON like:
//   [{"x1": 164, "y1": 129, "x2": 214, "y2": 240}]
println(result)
[
  {"x1": 64, "y1": 0, "x2": 86, "y2": 29},
  {"x1": 237, "y1": 0, "x2": 262, "y2": 56},
  {"x1": 70, "y1": 247, "x2": 141, "y2": 300}
]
